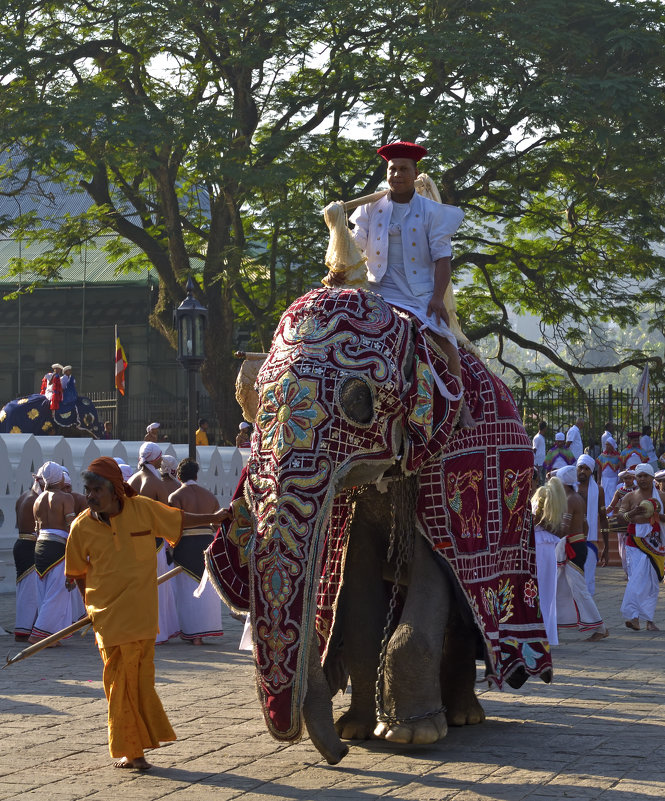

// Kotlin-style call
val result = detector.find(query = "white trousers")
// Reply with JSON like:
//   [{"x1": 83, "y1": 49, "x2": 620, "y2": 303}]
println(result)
[
  {"x1": 621, "y1": 546, "x2": 660, "y2": 622},
  {"x1": 31, "y1": 562, "x2": 73, "y2": 639},
  {"x1": 174, "y1": 571, "x2": 223, "y2": 640},
  {"x1": 534, "y1": 527, "x2": 559, "y2": 646}
]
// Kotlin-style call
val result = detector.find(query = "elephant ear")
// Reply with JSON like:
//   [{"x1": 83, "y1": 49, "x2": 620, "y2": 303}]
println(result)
[
  {"x1": 205, "y1": 466, "x2": 252, "y2": 612},
  {"x1": 402, "y1": 326, "x2": 463, "y2": 473}
]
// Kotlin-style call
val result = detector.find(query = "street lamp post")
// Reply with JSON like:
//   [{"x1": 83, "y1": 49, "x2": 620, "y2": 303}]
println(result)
[{"x1": 174, "y1": 277, "x2": 208, "y2": 460}]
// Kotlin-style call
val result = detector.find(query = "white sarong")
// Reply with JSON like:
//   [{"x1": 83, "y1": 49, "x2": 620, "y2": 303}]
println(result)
[
  {"x1": 621, "y1": 546, "x2": 660, "y2": 622},
  {"x1": 174, "y1": 571, "x2": 223, "y2": 641},
  {"x1": 534, "y1": 525, "x2": 559, "y2": 646},
  {"x1": 556, "y1": 538, "x2": 604, "y2": 632}
]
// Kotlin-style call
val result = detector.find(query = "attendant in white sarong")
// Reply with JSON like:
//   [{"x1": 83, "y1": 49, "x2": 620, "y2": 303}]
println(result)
[
  {"x1": 168, "y1": 459, "x2": 223, "y2": 645},
  {"x1": 554, "y1": 465, "x2": 609, "y2": 641},
  {"x1": 618, "y1": 463, "x2": 665, "y2": 631},
  {"x1": 531, "y1": 477, "x2": 567, "y2": 646},
  {"x1": 12, "y1": 471, "x2": 44, "y2": 640},
  {"x1": 607, "y1": 469, "x2": 635, "y2": 574},
  {"x1": 30, "y1": 462, "x2": 76, "y2": 642}
]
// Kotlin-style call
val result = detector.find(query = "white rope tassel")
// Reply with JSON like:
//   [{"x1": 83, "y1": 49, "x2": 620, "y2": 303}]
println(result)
[{"x1": 321, "y1": 201, "x2": 368, "y2": 288}]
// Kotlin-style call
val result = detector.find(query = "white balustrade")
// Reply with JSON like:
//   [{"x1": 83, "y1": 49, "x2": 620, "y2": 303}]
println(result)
[{"x1": 0, "y1": 434, "x2": 249, "y2": 593}]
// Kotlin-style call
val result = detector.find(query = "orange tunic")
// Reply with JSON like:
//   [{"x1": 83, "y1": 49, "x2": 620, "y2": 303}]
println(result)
[{"x1": 65, "y1": 495, "x2": 183, "y2": 648}]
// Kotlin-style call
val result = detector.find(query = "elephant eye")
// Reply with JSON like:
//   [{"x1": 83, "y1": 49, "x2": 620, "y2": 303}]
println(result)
[{"x1": 338, "y1": 377, "x2": 374, "y2": 426}]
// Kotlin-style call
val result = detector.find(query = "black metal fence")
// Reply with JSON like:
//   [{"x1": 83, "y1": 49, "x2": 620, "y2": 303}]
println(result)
[
  {"x1": 89, "y1": 382, "x2": 665, "y2": 452},
  {"x1": 517, "y1": 384, "x2": 665, "y2": 452},
  {"x1": 87, "y1": 391, "x2": 239, "y2": 444}
]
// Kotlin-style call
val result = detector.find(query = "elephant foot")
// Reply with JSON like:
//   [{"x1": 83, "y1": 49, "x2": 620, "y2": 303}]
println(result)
[
  {"x1": 335, "y1": 709, "x2": 376, "y2": 741},
  {"x1": 373, "y1": 710, "x2": 447, "y2": 745},
  {"x1": 445, "y1": 693, "x2": 486, "y2": 727}
]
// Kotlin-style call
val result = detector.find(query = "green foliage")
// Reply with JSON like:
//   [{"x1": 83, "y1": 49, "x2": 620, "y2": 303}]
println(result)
[{"x1": 2, "y1": 0, "x2": 665, "y2": 434}]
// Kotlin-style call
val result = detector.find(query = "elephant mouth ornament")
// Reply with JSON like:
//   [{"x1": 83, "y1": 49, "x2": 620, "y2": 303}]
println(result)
[{"x1": 206, "y1": 287, "x2": 552, "y2": 765}]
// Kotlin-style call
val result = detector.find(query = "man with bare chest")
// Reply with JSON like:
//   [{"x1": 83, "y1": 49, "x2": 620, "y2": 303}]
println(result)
[
  {"x1": 13, "y1": 470, "x2": 44, "y2": 640},
  {"x1": 168, "y1": 459, "x2": 224, "y2": 645},
  {"x1": 555, "y1": 464, "x2": 609, "y2": 641},
  {"x1": 127, "y1": 442, "x2": 179, "y2": 642},
  {"x1": 576, "y1": 454, "x2": 609, "y2": 594},
  {"x1": 618, "y1": 463, "x2": 665, "y2": 631},
  {"x1": 30, "y1": 462, "x2": 76, "y2": 642}
]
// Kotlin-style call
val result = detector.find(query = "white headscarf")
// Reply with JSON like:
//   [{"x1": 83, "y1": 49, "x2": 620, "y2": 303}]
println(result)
[
  {"x1": 41, "y1": 461, "x2": 64, "y2": 489},
  {"x1": 159, "y1": 454, "x2": 178, "y2": 478},
  {"x1": 577, "y1": 454, "x2": 596, "y2": 472},
  {"x1": 635, "y1": 463, "x2": 655, "y2": 477},
  {"x1": 555, "y1": 432, "x2": 565, "y2": 442},
  {"x1": 138, "y1": 441, "x2": 162, "y2": 467},
  {"x1": 556, "y1": 464, "x2": 578, "y2": 487}
]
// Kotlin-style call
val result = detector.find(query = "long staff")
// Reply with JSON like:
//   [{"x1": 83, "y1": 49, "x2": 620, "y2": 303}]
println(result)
[{"x1": 3, "y1": 565, "x2": 183, "y2": 668}]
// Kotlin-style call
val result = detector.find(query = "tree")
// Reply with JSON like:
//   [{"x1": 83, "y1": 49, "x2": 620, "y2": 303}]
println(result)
[{"x1": 2, "y1": 0, "x2": 665, "y2": 440}]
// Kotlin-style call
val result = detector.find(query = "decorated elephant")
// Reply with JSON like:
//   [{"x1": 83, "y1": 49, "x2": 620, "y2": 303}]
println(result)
[
  {"x1": 207, "y1": 287, "x2": 551, "y2": 765},
  {"x1": 0, "y1": 393, "x2": 103, "y2": 438}
]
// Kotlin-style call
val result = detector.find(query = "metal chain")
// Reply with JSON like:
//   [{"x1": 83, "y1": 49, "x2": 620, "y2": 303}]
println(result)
[{"x1": 375, "y1": 473, "x2": 418, "y2": 726}]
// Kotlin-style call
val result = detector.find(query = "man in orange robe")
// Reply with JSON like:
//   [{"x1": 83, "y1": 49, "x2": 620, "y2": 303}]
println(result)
[{"x1": 65, "y1": 457, "x2": 229, "y2": 770}]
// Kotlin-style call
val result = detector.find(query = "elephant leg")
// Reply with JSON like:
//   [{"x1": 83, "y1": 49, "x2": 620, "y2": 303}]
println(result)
[
  {"x1": 303, "y1": 638, "x2": 349, "y2": 765},
  {"x1": 440, "y1": 606, "x2": 486, "y2": 726},
  {"x1": 374, "y1": 533, "x2": 450, "y2": 745},
  {"x1": 332, "y1": 503, "x2": 390, "y2": 740}
]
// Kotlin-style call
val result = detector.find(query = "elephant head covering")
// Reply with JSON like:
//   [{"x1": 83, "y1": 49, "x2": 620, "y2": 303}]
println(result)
[
  {"x1": 635, "y1": 463, "x2": 655, "y2": 477},
  {"x1": 555, "y1": 432, "x2": 565, "y2": 442},
  {"x1": 138, "y1": 441, "x2": 162, "y2": 467},
  {"x1": 86, "y1": 456, "x2": 137, "y2": 498},
  {"x1": 41, "y1": 461, "x2": 64, "y2": 489},
  {"x1": 576, "y1": 454, "x2": 596, "y2": 472},
  {"x1": 556, "y1": 464, "x2": 578, "y2": 486}
]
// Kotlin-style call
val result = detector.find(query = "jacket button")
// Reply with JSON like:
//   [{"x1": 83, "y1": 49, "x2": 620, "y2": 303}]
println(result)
[
  {"x1": 379, "y1": 209, "x2": 383, "y2": 213},
  {"x1": 376, "y1": 251, "x2": 380, "y2": 255},
  {"x1": 412, "y1": 270, "x2": 417, "y2": 274},
  {"x1": 415, "y1": 214, "x2": 420, "y2": 217},
  {"x1": 411, "y1": 257, "x2": 416, "y2": 261},
  {"x1": 412, "y1": 242, "x2": 416, "y2": 246}
]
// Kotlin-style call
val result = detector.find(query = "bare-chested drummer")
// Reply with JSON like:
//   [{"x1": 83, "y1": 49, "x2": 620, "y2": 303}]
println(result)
[
  {"x1": 617, "y1": 463, "x2": 665, "y2": 631},
  {"x1": 127, "y1": 442, "x2": 179, "y2": 643},
  {"x1": 29, "y1": 462, "x2": 76, "y2": 643},
  {"x1": 13, "y1": 469, "x2": 45, "y2": 641},
  {"x1": 555, "y1": 464, "x2": 609, "y2": 641},
  {"x1": 168, "y1": 459, "x2": 224, "y2": 646}
]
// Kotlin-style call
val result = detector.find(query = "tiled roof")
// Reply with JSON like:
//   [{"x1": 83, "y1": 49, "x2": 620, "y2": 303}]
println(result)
[{"x1": 0, "y1": 237, "x2": 155, "y2": 285}]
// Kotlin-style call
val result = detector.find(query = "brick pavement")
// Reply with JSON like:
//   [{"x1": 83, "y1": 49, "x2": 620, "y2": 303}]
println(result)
[{"x1": 0, "y1": 567, "x2": 664, "y2": 801}]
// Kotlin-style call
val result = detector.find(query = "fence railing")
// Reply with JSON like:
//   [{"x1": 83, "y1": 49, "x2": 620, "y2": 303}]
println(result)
[
  {"x1": 86, "y1": 392, "x2": 238, "y2": 444},
  {"x1": 517, "y1": 384, "x2": 664, "y2": 451}
]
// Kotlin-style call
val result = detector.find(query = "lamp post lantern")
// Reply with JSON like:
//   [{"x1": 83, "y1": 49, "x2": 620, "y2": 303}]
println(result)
[{"x1": 174, "y1": 276, "x2": 208, "y2": 460}]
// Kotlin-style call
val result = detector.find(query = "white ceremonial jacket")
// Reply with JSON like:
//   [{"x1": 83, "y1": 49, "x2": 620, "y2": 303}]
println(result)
[{"x1": 350, "y1": 192, "x2": 464, "y2": 298}]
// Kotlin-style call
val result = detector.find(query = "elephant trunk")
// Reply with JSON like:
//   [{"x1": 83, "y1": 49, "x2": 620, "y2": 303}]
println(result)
[{"x1": 302, "y1": 640, "x2": 349, "y2": 764}]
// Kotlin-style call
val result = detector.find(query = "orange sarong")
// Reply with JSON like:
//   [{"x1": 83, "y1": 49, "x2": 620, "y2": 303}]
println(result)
[{"x1": 99, "y1": 639, "x2": 176, "y2": 759}]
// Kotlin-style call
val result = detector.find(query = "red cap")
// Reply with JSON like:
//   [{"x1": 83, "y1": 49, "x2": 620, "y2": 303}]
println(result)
[{"x1": 377, "y1": 141, "x2": 428, "y2": 163}]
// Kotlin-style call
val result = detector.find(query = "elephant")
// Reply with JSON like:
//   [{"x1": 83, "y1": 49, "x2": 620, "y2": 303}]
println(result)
[
  {"x1": 0, "y1": 393, "x2": 103, "y2": 438},
  {"x1": 206, "y1": 286, "x2": 552, "y2": 764}
]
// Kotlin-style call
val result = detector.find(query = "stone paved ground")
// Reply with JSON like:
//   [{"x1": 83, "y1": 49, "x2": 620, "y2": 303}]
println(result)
[{"x1": 0, "y1": 567, "x2": 664, "y2": 801}]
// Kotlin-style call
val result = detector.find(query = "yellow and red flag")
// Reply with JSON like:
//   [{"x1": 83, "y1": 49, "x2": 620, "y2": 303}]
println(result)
[{"x1": 115, "y1": 335, "x2": 127, "y2": 395}]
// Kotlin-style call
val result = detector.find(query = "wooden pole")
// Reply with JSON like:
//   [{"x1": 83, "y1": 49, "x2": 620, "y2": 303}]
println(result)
[{"x1": 3, "y1": 566, "x2": 183, "y2": 668}]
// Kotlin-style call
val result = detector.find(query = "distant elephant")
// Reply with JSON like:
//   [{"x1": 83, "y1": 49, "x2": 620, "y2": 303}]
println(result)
[
  {"x1": 0, "y1": 393, "x2": 103, "y2": 438},
  {"x1": 207, "y1": 287, "x2": 551, "y2": 764}
]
